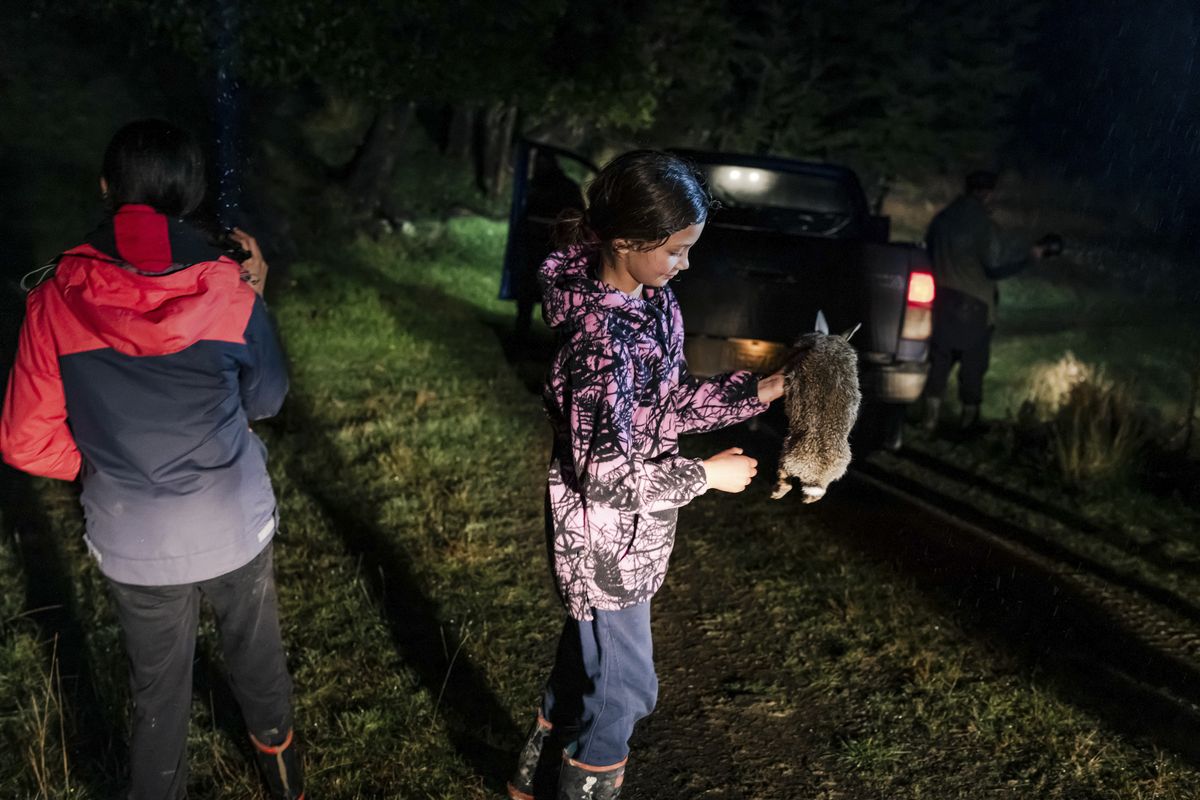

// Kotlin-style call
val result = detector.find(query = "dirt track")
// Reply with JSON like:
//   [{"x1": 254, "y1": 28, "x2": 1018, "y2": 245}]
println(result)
[{"x1": 631, "y1": 522, "x2": 830, "y2": 798}]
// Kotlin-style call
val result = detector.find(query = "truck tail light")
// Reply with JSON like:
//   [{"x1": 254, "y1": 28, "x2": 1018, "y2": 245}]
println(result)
[
  {"x1": 900, "y1": 271, "x2": 935, "y2": 340},
  {"x1": 907, "y1": 271, "x2": 935, "y2": 305}
]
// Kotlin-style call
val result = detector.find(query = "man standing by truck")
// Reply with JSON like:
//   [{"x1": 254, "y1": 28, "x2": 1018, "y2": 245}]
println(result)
[{"x1": 921, "y1": 170, "x2": 1050, "y2": 432}]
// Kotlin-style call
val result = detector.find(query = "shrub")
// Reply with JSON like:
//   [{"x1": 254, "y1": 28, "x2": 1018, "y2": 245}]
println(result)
[
  {"x1": 1051, "y1": 375, "x2": 1145, "y2": 486},
  {"x1": 1021, "y1": 351, "x2": 1108, "y2": 422}
]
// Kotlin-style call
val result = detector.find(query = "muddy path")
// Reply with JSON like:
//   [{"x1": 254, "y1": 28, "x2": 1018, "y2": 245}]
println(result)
[{"x1": 628, "y1": 520, "x2": 834, "y2": 799}]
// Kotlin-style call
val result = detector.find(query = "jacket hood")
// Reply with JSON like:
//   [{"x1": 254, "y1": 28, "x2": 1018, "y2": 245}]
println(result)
[
  {"x1": 87, "y1": 204, "x2": 227, "y2": 273},
  {"x1": 46, "y1": 207, "x2": 252, "y2": 358},
  {"x1": 538, "y1": 247, "x2": 665, "y2": 333}
]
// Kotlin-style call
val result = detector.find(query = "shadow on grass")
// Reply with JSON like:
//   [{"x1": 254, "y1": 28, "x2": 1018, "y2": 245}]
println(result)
[
  {"x1": 817, "y1": 470, "x2": 1200, "y2": 767},
  {"x1": 0, "y1": 470, "x2": 124, "y2": 794},
  {"x1": 279, "y1": 393, "x2": 520, "y2": 791},
  {"x1": 280, "y1": 259, "x2": 526, "y2": 791},
  {"x1": 482, "y1": 317, "x2": 556, "y2": 397}
]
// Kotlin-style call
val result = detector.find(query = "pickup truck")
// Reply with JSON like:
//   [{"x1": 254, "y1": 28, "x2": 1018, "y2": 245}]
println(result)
[{"x1": 500, "y1": 140, "x2": 935, "y2": 447}]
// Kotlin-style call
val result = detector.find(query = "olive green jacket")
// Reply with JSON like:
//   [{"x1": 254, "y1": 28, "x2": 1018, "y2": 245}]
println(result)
[{"x1": 925, "y1": 194, "x2": 1033, "y2": 324}]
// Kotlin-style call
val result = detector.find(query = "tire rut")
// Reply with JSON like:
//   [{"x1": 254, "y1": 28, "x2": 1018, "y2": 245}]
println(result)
[{"x1": 835, "y1": 466, "x2": 1200, "y2": 761}]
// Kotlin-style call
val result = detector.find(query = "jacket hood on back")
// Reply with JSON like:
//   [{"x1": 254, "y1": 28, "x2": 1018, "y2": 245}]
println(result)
[
  {"x1": 48, "y1": 205, "x2": 251, "y2": 358},
  {"x1": 88, "y1": 204, "x2": 226, "y2": 273},
  {"x1": 538, "y1": 247, "x2": 664, "y2": 333}
]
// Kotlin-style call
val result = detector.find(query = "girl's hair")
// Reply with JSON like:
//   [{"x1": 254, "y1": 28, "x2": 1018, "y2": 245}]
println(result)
[
  {"x1": 101, "y1": 119, "x2": 206, "y2": 217},
  {"x1": 554, "y1": 150, "x2": 713, "y2": 255}
]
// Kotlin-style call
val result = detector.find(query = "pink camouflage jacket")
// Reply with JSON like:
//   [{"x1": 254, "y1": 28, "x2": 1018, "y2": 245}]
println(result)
[{"x1": 540, "y1": 248, "x2": 768, "y2": 621}]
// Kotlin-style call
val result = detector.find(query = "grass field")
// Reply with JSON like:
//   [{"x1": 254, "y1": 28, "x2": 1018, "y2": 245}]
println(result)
[
  {"x1": 3, "y1": 216, "x2": 1200, "y2": 797},
  {"x1": 3, "y1": 9, "x2": 1199, "y2": 794}
]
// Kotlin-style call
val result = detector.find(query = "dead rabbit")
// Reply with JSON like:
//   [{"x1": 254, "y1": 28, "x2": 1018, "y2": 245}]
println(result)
[{"x1": 772, "y1": 311, "x2": 862, "y2": 502}]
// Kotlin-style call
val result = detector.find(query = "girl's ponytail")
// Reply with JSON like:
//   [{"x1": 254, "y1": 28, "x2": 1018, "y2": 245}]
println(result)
[{"x1": 552, "y1": 207, "x2": 597, "y2": 250}]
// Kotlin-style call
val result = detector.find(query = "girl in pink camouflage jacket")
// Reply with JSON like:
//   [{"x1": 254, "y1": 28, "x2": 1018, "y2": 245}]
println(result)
[{"x1": 508, "y1": 151, "x2": 784, "y2": 800}]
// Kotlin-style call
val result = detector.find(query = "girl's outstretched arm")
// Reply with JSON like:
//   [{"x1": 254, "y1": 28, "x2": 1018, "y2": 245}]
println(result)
[
  {"x1": 670, "y1": 363, "x2": 769, "y2": 434},
  {"x1": 667, "y1": 299, "x2": 773, "y2": 434},
  {"x1": 756, "y1": 371, "x2": 785, "y2": 404}
]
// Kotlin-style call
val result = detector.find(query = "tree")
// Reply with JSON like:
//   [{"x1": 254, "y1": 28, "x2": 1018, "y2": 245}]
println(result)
[
  {"x1": 681, "y1": 0, "x2": 1042, "y2": 185},
  {"x1": 47, "y1": 0, "x2": 1044, "y2": 213},
  {"x1": 69, "y1": 0, "x2": 539, "y2": 213}
]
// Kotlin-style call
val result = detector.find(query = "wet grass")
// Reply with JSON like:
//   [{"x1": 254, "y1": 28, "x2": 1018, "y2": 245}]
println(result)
[
  {"x1": 883, "y1": 180, "x2": 1200, "y2": 615},
  {"x1": 886, "y1": 264, "x2": 1200, "y2": 617},
  {"x1": 0, "y1": 512, "x2": 74, "y2": 798},
  {"x1": 3, "y1": 217, "x2": 1200, "y2": 797},
  {"x1": 986, "y1": 270, "x2": 1198, "y2": 424}
]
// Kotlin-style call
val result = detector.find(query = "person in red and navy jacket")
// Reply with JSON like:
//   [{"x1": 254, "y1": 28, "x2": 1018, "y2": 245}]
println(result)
[{"x1": 0, "y1": 120, "x2": 304, "y2": 800}]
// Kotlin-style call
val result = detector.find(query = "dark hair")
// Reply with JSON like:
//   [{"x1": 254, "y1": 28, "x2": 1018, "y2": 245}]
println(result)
[
  {"x1": 965, "y1": 170, "x2": 999, "y2": 194},
  {"x1": 101, "y1": 119, "x2": 206, "y2": 217},
  {"x1": 554, "y1": 150, "x2": 713, "y2": 255}
]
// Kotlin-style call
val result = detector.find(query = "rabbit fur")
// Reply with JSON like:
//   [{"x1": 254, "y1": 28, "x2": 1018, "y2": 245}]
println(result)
[{"x1": 771, "y1": 322, "x2": 862, "y2": 502}]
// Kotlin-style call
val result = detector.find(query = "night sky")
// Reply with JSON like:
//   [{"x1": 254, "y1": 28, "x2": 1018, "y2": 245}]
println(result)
[{"x1": 1020, "y1": 0, "x2": 1200, "y2": 241}]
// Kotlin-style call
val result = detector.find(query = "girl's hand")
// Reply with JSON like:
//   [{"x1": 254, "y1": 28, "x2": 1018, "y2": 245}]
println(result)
[
  {"x1": 702, "y1": 447, "x2": 758, "y2": 493},
  {"x1": 230, "y1": 227, "x2": 268, "y2": 296},
  {"x1": 758, "y1": 370, "x2": 785, "y2": 404}
]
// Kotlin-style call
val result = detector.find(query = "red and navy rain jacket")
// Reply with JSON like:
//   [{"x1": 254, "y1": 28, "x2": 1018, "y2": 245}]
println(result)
[{"x1": 0, "y1": 205, "x2": 288, "y2": 586}]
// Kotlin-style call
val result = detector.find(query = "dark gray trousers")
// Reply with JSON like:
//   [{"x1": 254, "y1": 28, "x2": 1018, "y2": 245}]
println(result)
[
  {"x1": 925, "y1": 288, "x2": 993, "y2": 406},
  {"x1": 107, "y1": 542, "x2": 294, "y2": 800}
]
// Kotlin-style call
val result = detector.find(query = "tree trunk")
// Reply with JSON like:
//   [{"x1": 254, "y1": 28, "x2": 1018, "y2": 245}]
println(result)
[
  {"x1": 479, "y1": 101, "x2": 518, "y2": 199},
  {"x1": 479, "y1": 102, "x2": 504, "y2": 195},
  {"x1": 445, "y1": 104, "x2": 475, "y2": 161},
  {"x1": 871, "y1": 174, "x2": 893, "y2": 216},
  {"x1": 342, "y1": 99, "x2": 416, "y2": 214},
  {"x1": 491, "y1": 105, "x2": 518, "y2": 200}
]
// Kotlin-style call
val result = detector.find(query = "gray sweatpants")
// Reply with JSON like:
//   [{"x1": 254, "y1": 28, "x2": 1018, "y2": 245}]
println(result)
[{"x1": 107, "y1": 542, "x2": 295, "y2": 800}]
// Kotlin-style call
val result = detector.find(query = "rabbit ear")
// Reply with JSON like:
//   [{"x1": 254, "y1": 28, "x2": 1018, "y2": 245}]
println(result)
[
  {"x1": 841, "y1": 322, "x2": 862, "y2": 341},
  {"x1": 815, "y1": 310, "x2": 829, "y2": 335}
]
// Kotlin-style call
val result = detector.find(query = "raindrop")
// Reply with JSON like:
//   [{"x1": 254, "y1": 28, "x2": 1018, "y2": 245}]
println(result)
[{"x1": 213, "y1": 0, "x2": 242, "y2": 228}]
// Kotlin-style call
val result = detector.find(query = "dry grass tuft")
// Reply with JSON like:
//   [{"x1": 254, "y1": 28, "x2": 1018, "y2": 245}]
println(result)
[
  {"x1": 23, "y1": 637, "x2": 72, "y2": 799},
  {"x1": 1051, "y1": 375, "x2": 1145, "y2": 486},
  {"x1": 1022, "y1": 351, "x2": 1111, "y2": 421}
]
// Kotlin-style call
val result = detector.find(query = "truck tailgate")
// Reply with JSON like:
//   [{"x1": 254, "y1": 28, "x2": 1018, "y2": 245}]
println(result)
[{"x1": 675, "y1": 225, "x2": 916, "y2": 357}]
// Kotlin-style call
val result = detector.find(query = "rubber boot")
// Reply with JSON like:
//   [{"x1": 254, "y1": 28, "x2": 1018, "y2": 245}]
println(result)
[
  {"x1": 960, "y1": 403, "x2": 981, "y2": 432},
  {"x1": 250, "y1": 728, "x2": 305, "y2": 800},
  {"x1": 508, "y1": 712, "x2": 556, "y2": 800},
  {"x1": 921, "y1": 397, "x2": 941, "y2": 432},
  {"x1": 557, "y1": 753, "x2": 626, "y2": 800}
]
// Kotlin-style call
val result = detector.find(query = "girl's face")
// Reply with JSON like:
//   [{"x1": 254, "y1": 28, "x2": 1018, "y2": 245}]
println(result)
[{"x1": 606, "y1": 221, "x2": 706, "y2": 296}]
